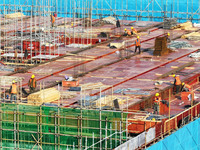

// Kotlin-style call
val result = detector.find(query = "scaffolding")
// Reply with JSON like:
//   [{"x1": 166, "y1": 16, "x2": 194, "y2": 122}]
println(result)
[
  {"x1": 1, "y1": 0, "x2": 200, "y2": 66},
  {"x1": 1, "y1": 0, "x2": 200, "y2": 149},
  {"x1": 0, "y1": 103, "x2": 129, "y2": 150}
]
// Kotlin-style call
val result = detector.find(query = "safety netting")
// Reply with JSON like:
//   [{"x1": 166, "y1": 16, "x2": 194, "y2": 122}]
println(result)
[
  {"x1": 147, "y1": 118, "x2": 200, "y2": 150},
  {"x1": 0, "y1": 103, "x2": 128, "y2": 149}
]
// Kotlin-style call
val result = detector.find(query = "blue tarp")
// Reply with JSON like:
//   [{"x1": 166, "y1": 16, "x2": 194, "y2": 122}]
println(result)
[
  {"x1": 0, "y1": 0, "x2": 200, "y2": 22},
  {"x1": 147, "y1": 118, "x2": 200, "y2": 150}
]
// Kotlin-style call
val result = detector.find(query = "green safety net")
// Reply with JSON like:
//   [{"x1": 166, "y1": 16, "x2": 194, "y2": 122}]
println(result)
[{"x1": 0, "y1": 103, "x2": 128, "y2": 150}]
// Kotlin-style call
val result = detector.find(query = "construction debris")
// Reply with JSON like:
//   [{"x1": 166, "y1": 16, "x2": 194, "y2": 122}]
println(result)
[
  {"x1": 80, "y1": 82, "x2": 109, "y2": 90},
  {"x1": 5, "y1": 12, "x2": 25, "y2": 19},
  {"x1": 181, "y1": 32, "x2": 200, "y2": 40},
  {"x1": 110, "y1": 40, "x2": 125, "y2": 49},
  {"x1": 163, "y1": 18, "x2": 177, "y2": 29},
  {"x1": 27, "y1": 88, "x2": 61, "y2": 105},
  {"x1": 172, "y1": 21, "x2": 196, "y2": 30},
  {"x1": 168, "y1": 41, "x2": 192, "y2": 49},
  {"x1": 102, "y1": 16, "x2": 116, "y2": 25},
  {"x1": 92, "y1": 20, "x2": 104, "y2": 27},
  {"x1": 188, "y1": 50, "x2": 200, "y2": 58}
]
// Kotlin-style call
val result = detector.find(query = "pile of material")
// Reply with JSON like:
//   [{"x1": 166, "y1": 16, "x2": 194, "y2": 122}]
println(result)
[
  {"x1": 92, "y1": 20, "x2": 104, "y2": 27},
  {"x1": 188, "y1": 50, "x2": 200, "y2": 58},
  {"x1": 60, "y1": 91, "x2": 76, "y2": 99},
  {"x1": 163, "y1": 18, "x2": 177, "y2": 29},
  {"x1": 110, "y1": 40, "x2": 125, "y2": 49},
  {"x1": 172, "y1": 21, "x2": 195, "y2": 30},
  {"x1": 181, "y1": 32, "x2": 200, "y2": 41},
  {"x1": 5, "y1": 13, "x2": 25, "y2": 19},
  {"x1": 95, "y1": 95, "x2": 119, "y2": 108},
  {"x1": 154, "y1": 37, "x2": 170, "y2": 56},
  {"x1": 168, "y1": 41, "x2": 192, "y2": 49},
  {"x1": 27, "y1": 88, "x2": 60, "y2": 105},
  {"x1": 102, "y1": 16, "x2": 116, "y2": 25},
  {"x1": 80, "y1": 82, "x2": 109, "y2": 90}
]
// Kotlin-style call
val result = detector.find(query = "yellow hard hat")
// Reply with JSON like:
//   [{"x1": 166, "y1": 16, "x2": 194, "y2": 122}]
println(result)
[
  {"x1": 168, "y1": 32, "x2": 170, "y2": 36},
  {"x1": 137, "y1": 36, "x2": 140, "y2": 39},
  {"x1": 152, "y1": 118, "x2": 156, "y2": 121},
  {"x1": 124, "y1": 28, "x2": 127, "y2": 31},
  {"x1": 172, "y1": 74, "x2": 176, "y2": 78},
  {"x1": 12, "y1": 80, "x2": 16, "y2": 83},
  {"x1": 71, "y1": 23, "x2": 73, "y2": 26},
  {"x1": 31, "y1": 74, "x2": 35, "y2": 78},
  {"x1": 155, "y1": 93, "x2": 159, "y2": 97},
  {"x1": 182, "y1": 82, "x2": 185, "y2": 85},
  {"x1": 131, "y1": 27, "x2": 133, "y2": 29}
]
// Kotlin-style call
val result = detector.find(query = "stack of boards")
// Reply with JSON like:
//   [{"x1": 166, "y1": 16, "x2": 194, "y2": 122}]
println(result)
[{"x1": 27, "y1": 88, "x2": 60, "y2": 106}]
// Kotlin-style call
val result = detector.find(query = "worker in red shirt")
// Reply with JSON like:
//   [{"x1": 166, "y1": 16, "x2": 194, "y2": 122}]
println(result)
[
  {"x1": 135, "y1": 36, "x2": 141, "y2": 54},
  {"x1": 28, "y1": 74, "x2": 37, "y2": 93},
  {"x1": 173, "y1": 74, "x2": 181, "y2": 94},
  {"x1": 154, "y1": 93, "x2": 161, "y2": 114},
  {"x1": 181, "y1": 82, "x2": 191, "y2": 92}
]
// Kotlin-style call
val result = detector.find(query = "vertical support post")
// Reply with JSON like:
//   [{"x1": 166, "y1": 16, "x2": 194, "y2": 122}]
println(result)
[
  {"x1": 99, "y1": 87, "x2": 102, "y2": 150},
  {"x1": 110, "y1": 124, "x2": 112, "y2": 149},
  {"x1": 92, "y1": 132, "x2": 94, "y2": 150},
  {"x1": 115, "y1": 121, "x2": 117, "y2": 147},
  {"x1": 105, "y1": 117, "x2": 107, "y2": 150},
  {"x1": 168, "y1": 88, "x2": 171, "y2": 134},
  {"x1": 14, "y1": 110, "x2": 17, "y2": 149}
]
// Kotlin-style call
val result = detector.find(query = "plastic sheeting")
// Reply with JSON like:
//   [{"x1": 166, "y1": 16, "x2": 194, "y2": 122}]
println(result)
[
  {"x1": 115, "y1": 127, "x2": 155, "y2": 150},
  {"x1": 147, "y1": 118, "x2": 200, "y2": 150}
]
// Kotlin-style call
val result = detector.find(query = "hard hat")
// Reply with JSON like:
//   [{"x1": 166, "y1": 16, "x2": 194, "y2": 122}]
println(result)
[
  {"x1": 155, "y1": 93, "x2": 159, "y2": 97},
  {"x1": 31, "y1": 74, "x2": 35, "y2": 78},
  {"x1": 182, "y1": 82, "x2": 185, "y2": 85},
  {"x1": 12, "y1": 80, "x2": 16, "y2": 83},
  {"x1": 152, "y1": 118, "x2": 156, "y2": 121},
  {"x1": 124, "y1": 28, "x2": 127, "y2": 31},
  {"x1": 131, "y1": 27, "x2": 133, "y2": 29},
  {"x1": 167, "y1": 32, "x2": 170, "y2": 36},
  {"x1": 137, "y1": 36, "x2": 140, "y2": 39},
  {"x1": 172, "y1": 74, "x2": 176, "y2": 78}
]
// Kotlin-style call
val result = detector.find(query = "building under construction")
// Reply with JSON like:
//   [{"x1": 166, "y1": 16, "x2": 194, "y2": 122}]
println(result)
[{"x1": 0, "y1": 0, "x2": 200, "y2": 149}]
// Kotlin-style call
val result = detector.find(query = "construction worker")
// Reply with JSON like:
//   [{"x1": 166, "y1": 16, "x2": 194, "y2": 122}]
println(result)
[
  {"x1": 181, "y1": 82, "x2": 191, "y2": 92},
  {"x1": 28, "y1": 74, "x2": 37, "y2": 93},
  {"x1": 24, "y1": 49, "x2": 28, "y2": 59},
  {"x1": 166, "y1": 32, "x2": 171, "y2": 43},
  {"x1": 116, "y1": 19, "x2": 120, "y2": 28},
  {"x1": 135, "y1": 36, "x2": 141, "y2": 54},
  {"x1": 50, "y1": 14, "x2": 55, "y2": 28},
  {"x1": 154, "y1": 93, "x2": 161, "y2": 114},
  {"x1": 131, "y1": 27, "x2": 137, "y2": 35},
  {"x1": 9, "y1": 80, "x2": 18, "y2": 103},
  {"x1": 173, "y1": 74, "x2": 182, "y2": 94},
  {"x1": 124, "y1": 28, "x2": 131, "y2": 36}
]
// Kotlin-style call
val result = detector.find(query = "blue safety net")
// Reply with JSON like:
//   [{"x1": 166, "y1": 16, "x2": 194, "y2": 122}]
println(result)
[
  {"x1": 0, "y1": 0, "x2": 200, "y2": 23},
  {"x1": 147, "y1": 118, "x2": 200, "y2": 150}
]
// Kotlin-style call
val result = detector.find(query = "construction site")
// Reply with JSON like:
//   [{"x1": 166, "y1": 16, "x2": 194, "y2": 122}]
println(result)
[{"x1": 0, "y1": 0, "x2": 200, "y2": 149}]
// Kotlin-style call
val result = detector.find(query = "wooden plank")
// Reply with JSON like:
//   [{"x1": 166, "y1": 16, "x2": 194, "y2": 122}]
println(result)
[{"x1": 27, "y1": 88, "x2": 60, "y2": 106}]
